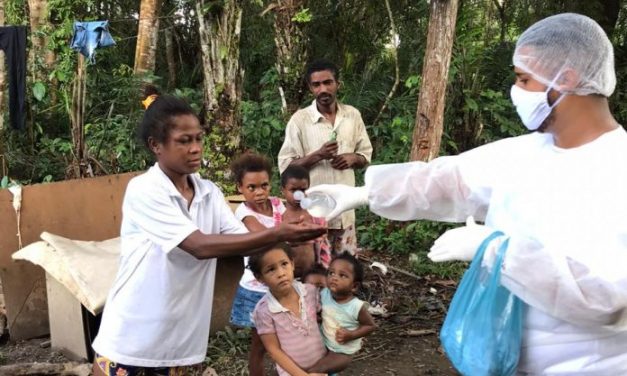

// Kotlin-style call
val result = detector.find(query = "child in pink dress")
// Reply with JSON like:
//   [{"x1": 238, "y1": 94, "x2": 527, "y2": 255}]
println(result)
[{"x1": 251, "y1": 244, "x2": 327, "y2": 376}]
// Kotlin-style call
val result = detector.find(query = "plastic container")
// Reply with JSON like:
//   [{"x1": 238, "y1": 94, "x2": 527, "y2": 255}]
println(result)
[{"x1": 295, "y1": 191, "x2": 336, "y2": 218}]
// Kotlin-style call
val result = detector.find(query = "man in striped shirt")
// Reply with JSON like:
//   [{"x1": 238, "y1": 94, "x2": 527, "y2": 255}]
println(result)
[{"x1": 278, "y1": 59, "x2": 373, "y2": 255}]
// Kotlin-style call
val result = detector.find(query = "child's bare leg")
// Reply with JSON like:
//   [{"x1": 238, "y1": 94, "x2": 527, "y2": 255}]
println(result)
[
  {"x1": 307, "y1": 351, "x2": 351, "y2": 373},
  {"x1": 249, "y1": 329, "x2": 266, "y2": 376}
]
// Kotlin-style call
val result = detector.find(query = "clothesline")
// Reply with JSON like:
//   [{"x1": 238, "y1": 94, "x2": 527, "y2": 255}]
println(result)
[
  {"x1": 108, "y1": 15, "x2": 186, "y2": 23},
  {"x1": 110, "y1": 26, "x2": 175, "y2": 43}
]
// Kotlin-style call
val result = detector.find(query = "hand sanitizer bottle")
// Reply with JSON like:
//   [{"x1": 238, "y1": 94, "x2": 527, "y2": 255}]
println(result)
[{"x1": 294, "y1": 190, "x2": 336, "y2": 218}]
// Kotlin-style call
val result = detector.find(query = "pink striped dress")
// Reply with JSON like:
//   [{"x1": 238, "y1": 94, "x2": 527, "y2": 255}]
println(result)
[{"x1": 253, "y1": 281, "x2": 326, "y2": 375}]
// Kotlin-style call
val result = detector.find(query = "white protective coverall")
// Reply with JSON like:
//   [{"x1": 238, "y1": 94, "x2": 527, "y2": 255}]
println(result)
[{"x1": 365, "y1": 127, "x2": 627, "y2": 374}]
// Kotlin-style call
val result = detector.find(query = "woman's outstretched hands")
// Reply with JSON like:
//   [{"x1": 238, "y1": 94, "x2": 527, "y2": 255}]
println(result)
[{"x1": 276, "y1": 216, "x2": 327, "y2": 243}]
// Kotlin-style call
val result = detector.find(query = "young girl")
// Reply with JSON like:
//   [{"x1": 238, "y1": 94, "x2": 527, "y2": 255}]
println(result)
[
  {"x1": 251, "y1": 244, "x2": 327, "y2": 376},
  {"x1": 308, "y1": 252, "x2": 376, "y2": 374},
  {"x1": 91, "y1": 87, "x2": 326, "y2": 376},
  {"x1": 229, "y1": 152, "x2": 285, "y2": 376}
]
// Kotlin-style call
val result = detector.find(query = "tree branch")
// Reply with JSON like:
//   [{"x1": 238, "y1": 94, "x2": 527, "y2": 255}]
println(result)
[{"x1": 372, "y1": 0, "x2": 400, "y2": 126}]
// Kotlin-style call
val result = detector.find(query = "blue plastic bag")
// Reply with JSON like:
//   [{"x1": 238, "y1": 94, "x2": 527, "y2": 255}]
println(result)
[{"x1": 440, "y1": 231, "x2": 523, "y2": 376}]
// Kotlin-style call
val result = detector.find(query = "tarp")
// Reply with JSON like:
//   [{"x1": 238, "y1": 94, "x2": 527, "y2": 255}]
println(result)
[{"x1": 12, "y1": 232, "x2": 119, "y2": 315}]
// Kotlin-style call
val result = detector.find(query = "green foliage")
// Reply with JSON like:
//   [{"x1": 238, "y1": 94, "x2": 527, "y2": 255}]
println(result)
[
  {"x1": 357, "y1": 208, "x2": 452, "y2": 256},
  {"x1": 201, "y1": 130, "x2": 237, "y2": 193},
  {"x1": 357, "y1": 208, "x2": 466, "y2": 278},
  {"x1": 292, "y1": 8, "x2": 312, "y2": 23},
  {"x1": 240, "y1": 0, "x2": 277, "y2": 100},
  {"x1": 5, "y1": 0, "x2": 28, "y2": 25},
  {"x1": 2, "y1": 59, "x2": 152, "y2": 182},
  {"x1": 475, "y1": 88, "x2": 522, "y2": 142},
  {"x1": 409, "y1": 248, "x2": 468, "y2": 280},
  {"x1": 201, "y1": 0, "x2": 227, "y2": 17},
  {"x1": 443, "y1": 3, "x2": 525, "y2": 155},
  {"x1": 241, "y1": 68, "x2": 285, "y2": 158},
  {"x1": 32, "y1": 82, "x2": 46, "y2": 102},
  {"x1": 2, "y1": 129, "x2": 68, "y2": 183}
]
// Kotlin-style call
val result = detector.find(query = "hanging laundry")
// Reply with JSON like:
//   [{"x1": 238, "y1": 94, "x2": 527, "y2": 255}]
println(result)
[
  {"x1": 0, "y1": 26, "x2": 27, "y2": 130},
  {"x1": 70, "y1": 21, "x2": 115, "y2": 63}
]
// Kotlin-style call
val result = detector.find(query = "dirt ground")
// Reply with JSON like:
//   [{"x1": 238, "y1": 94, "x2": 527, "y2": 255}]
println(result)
[
  {"x1": 0, "y1": 251, "x2": 459, "y2": 375},
  {"x1": 340, "y1": 251, "x2": 458, "y2": 376},
  {"x1": 0, "y1": 337, "x2": 67, "y2": 364}
]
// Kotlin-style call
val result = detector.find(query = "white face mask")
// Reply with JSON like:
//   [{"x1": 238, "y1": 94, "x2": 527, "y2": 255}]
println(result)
[{"x1": 510, "y1": 84, "x2": 564, "y2": 131}]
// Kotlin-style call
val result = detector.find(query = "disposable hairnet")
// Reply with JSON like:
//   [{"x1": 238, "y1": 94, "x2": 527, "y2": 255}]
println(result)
[{"x1": 513, "y1": 13, "x2": 616, "y2": 97}]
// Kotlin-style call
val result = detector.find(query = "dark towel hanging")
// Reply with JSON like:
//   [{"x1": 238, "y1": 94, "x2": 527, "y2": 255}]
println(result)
[{"x1": 0, "y1": 26, "x2": 27, "y2": 131}]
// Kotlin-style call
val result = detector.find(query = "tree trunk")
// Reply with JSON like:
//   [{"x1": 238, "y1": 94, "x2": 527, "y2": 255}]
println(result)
[
  {"x1": 134, "y1": 0, "x2": 161, "y2": 75},
  {"x1": 196, "y1": 0, "x2": 244, "y2": 189},
  {"x1": 27, "y1": 0, "x2": 55, "y2": 85},
  {"x1": 491, "y1": 0, "x2": 508, "y2": 43},
  {"x1": 68, "y1": 54, "x2": 90, "y2": 179},
  {"x1": 0, "y1": 0, "x2": 5, "y2": 131},
  {"x1": 165, "y1": 27, "x2": 177, "y2": 89},
  {"x1": 267, "y1": 0, "x2": 309, "y2": 114},
  {"x1": 27, "y1": 0, "x2": 55, "y2": 70},
  {"x1": 409, "y1": 0, "x2": 459, "y2": 162},
  {"x1": 372, "y1": 0, "x2": 400, "y2": 126},
  {"x1": 0, "y1": 0, "x2": 4, "y2": 174}
]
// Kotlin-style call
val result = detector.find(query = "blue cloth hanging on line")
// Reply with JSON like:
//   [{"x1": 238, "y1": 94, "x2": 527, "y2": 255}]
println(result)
[{"x1": 70, "y1": 21, "x2": 115, "y2": 63}]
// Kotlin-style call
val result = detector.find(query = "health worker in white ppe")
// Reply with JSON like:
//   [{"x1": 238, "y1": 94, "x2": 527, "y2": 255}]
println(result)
[{"x1": 308, "y1": 13, "x2": 627, "y2": 374}]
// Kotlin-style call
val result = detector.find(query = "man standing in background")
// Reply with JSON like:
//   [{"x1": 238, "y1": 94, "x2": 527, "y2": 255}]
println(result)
[{"x1": 278, "y1": 59, "x2": 373, "y2": 255}]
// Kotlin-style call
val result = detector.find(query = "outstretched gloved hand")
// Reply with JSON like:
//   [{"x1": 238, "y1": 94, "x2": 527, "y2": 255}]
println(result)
[
  {"x1": 306, "y1": 184, "x2": 368, "y2": 221},
  {"x1": 428, "y1": 216, "x2": 496, "y2": 262}
]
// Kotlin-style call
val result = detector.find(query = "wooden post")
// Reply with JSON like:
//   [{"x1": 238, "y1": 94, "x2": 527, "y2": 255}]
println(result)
[
  {"x1": 70, "y1": 54, "x2": 88, "y2": 178},
  {"x1": 409, "y1": 0, "x2": 459, "y2": 162}
]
